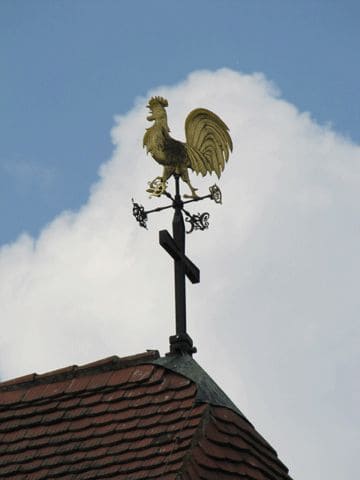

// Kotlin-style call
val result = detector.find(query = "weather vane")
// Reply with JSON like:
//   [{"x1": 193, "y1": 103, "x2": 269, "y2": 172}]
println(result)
[{"x1": 132, "y1": 96, "x2": 232, "y2": 355}]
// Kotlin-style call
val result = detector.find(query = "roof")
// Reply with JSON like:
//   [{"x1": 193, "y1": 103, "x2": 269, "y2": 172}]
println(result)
[{"x1": 0, "y1": 351, "x2": 292, "y2": 480}]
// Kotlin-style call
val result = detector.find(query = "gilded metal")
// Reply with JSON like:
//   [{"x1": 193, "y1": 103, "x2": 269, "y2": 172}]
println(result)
[
  {"x1": 143, "y1": 96, "x2": 232, "y2": 198},
  {"x1": 146, "y1": 176, "x2": 168, "y2": 198}
]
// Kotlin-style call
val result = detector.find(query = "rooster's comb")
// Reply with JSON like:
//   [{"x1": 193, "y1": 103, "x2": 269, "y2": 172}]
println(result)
[{"x1": 147, "y1": 96, "x2": 168, "y2": 109}]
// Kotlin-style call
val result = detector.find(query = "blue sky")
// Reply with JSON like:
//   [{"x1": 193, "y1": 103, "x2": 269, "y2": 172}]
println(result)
[
  {"x1": 1, "y1": 0, "x2": 359, "y2": 244},
  {"x1": 1, "y1": 3, "x2": 360, "y2": 479}
]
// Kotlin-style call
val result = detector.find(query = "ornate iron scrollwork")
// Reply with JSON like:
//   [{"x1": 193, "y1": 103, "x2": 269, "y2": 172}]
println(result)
[
  {"x1": 132, "y1": 199, "x2": 148, "y2": 229},
  {"x1": 185, "y1": 212, "x2": 210, "y2": 234},
  {"x1": 209, "y1": 184, "x2": 222, "y2": 204}
]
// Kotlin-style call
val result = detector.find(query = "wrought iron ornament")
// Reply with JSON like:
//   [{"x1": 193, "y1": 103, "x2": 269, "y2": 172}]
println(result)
[
  {"x1": 132, "y1": 199, "x2": 148, "y2": 229},
  {"x1": 132, "y1": 184, "x2": 221, "y2": 233},
  {"x1": 132, "y1": 97, "x2": 232, "y2": 355},
  {"x1": 184, "y1": 211, "x2": 209, "y2": 233}
]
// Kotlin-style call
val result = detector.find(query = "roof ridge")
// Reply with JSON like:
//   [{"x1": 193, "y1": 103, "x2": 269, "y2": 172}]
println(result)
[
  {"x1": 177, "y1": 403, "x2": 212, "y2": 477},
  {"x1": 0, "y1": 350, "x2": 160, "y2": 391},
  {"x1": 152, "y1": 353, "x2": 244, "y2": 417}
]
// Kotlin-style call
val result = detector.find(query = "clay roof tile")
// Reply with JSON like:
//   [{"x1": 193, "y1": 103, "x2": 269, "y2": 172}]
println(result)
[{"x1": 0, "y1": 351, "x2": 292, "y2": 479}]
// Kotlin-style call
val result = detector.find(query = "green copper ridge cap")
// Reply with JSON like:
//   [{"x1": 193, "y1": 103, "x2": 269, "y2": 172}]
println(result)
[{"x1": 152, "y1": 353, "x2": 244, "y2": 417}]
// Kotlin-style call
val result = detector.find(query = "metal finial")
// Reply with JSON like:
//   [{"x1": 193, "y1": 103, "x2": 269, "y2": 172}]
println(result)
[{"x1": 132, "y1": 98, "x2": 232, "y2": 355}]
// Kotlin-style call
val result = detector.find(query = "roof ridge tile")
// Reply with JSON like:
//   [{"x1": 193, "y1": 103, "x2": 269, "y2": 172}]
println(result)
[{"x1": 0, "y1": 351, "x2": 160, "y2": 392}]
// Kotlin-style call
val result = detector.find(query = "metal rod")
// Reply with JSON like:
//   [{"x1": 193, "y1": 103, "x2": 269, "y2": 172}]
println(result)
[
  {"x1": 182, "y1": 194, "x2": 211, "y2": 205},
  {"x1": 145, "y1": 190, "x2": 210, "y2": 216},
  {"x1": 145, "y1": 204, "x2": 173, "y2": 215},
  {"x1": 172, "y1": 175, "x2": 186, "y2": 336}
]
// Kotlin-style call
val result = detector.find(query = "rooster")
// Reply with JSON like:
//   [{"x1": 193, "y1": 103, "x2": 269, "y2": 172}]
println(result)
[{"x1": 143, "y1": 96, "x2": 232, "y2": 198}]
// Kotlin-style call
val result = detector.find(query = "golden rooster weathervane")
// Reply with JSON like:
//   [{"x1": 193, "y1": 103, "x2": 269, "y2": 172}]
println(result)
[
  {"x1": 132, "y1": 97, "x2": 232, "y2": 355},
  {"x1": 143, "y1": 96, "x2": 232, "y2": 199}
]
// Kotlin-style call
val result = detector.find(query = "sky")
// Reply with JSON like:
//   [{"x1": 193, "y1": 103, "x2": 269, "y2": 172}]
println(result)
[{"x1": 1, "y1": 2, "x2": 360, "y2": 479}]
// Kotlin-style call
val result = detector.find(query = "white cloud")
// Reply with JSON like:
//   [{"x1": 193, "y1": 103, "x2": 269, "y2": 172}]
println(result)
[{"x1": 1, "y1": 69, "x2": 359, "y2": 479}]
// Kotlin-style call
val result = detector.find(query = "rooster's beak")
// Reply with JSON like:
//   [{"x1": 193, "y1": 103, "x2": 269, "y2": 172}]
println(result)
[{"x1": 146, "y1": 106, "x2": 154, "y2": 121}]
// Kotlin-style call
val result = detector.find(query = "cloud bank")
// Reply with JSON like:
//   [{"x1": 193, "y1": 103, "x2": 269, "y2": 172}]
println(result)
[{"x1": 1, "y1": 69, "x2": 359, "y2": 479}]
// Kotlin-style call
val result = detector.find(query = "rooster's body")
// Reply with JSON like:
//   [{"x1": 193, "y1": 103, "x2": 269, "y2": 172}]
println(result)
[{"x1": 143, "y1": 97, "x2": 232, "y2": 198}]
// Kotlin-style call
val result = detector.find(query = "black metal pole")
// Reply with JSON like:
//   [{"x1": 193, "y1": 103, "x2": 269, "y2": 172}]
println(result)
[{"x1": 172, "y1": 174, "x2": 186, "y2": 336}]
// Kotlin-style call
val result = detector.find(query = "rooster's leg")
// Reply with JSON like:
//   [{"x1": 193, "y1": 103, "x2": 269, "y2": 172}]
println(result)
[
  {"x1": 162, "y1": 166, "x2": 175, "y2": 183},
  {"x1": 181, "y1": 169, "x2": 199, "y2": 199}
]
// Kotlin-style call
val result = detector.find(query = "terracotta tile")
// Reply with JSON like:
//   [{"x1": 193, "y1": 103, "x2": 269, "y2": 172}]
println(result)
[
  {"x1": 107, "y1": 367, "x2": 133, "y2": 387},
  {"x1": 0, "y1": 357, "x2": 292, "y2": 480},
  {"x1": 40, "y1": 453, "x2": 63, "y2": 467},
  {"x1": 115, "y1": 418, "x2": 140, "y2": 432},
  {"x1": 107, "y1": 441, "x2": 131, "y2": 456},
  {"x1": 94, "y1": 422, "x2": 117, "y2": 436},
  {"x1": 41, "y1": 421, "x2": 69, "y2": 436},
  {"x1": 156, "y1": 399, "x2": 182, "y2": 414},
  {"x1": 124, "y1": 385, "x2": 150, "y2": 400},
  {"x1": 21, "y1": 457, "x2": 43, "y2": 471},
  {"x1": 88, "y1": 402, "x2": 109, "y2": 415},
  {"x1": 129, "y1": 436, "x2": 153, "y2": 451},
  {"x1": 145, "y1": 380, "x2": 167, "y2": 397},
  {"x1": 92, "y1": 412, "x2": 117, "y2": 426},
  {"x1": 166, "y1": 373, "x2": 191, "y2": 390},
  {"x1": 0, "y1": 373, "x2": 36, "y2": 387},
  {"x1": 47, "y1": 431, "x2": 74, "y2": 444},
  {"x1": 176, "y1": 427, "x2": 197, "y2": 441},
  {"x1": 122, "y1": 428, "x2": 145, "y2": 441},
  {"x1": 68, "y1": 417, "x2": 93, "y2": 431},
  {"x1": 190, "y1": 404, "x2": 207, "y2": 417},
  {"x1": 159, "y1": 409, "x2": 187, "y2": 425},
  {"x1": 150, "y1": 390, "x2": 175, "y2": 405},
  {"x1": 59, "y1": 397, "x2": 81, "y2": 409},
  {"x1": 137, "y1": 413, "x2": 162, "y2": 428},
  {"x1": 27, "y1": 469, "x2": 50, "y2": 479},
  {"x1": 86, "y1": 371, "x2": 113, "y2": 390},
  {"x1": 171, "y1": 383, "x2": 197, "y2": 400},
  {"x1": 0, "y1": 389, "x2": 26, "y2": 405},
  {"x1": 186, "y1": 416, "x2": 203, "y2": 429},
  {"x1": 53, "y1": 441, "x2": 77, "y2": 455},
  {"x1": 179, "y1": 397, "x2": 195, "y2": 409},
  {"x1": 66, "y1": 376, "x2": 92, "y2": 393},
  {"x1": 63, "y1": 405, "x2": 88, "y2": 419},
  {"x1": 42, "y1": 380, "x2": 71, "y2": 398},
  {"x1": 33, "y1": 399, "x2": 60, "y2": 415},
  {"x1": 80, "y1": 392, "x2": 103, "y2": 406},
  {"x1": 133, "y1": 403, "x2": 159, "y2": 417},
  {"x1": 193, "y1": 447, "x2": 219, "y2": 470},
  {"x1": 43, "y1": 409, "x2": 65, "y2": 423},
  {"x1": 129, "y1": 365, "x2": 154, "y2": 383},
  {"x1": 103, "y1": 389, "x2": 128, "y2": 411},
  {"x1": 147, "y1": 365, "x2": 165, "y2": 384},
  {"x1": 96, "y1": 463, "x2": 119, "y2": 475},
  {"x1": 147, "y1": 461, "x2": 183, "y2": 478},
  {"x1": 20, "y1": 384, "x2": 48, "y2": 402},
  {"x1": 47, "y1": 463, "x2": 70, "y2": 476}
]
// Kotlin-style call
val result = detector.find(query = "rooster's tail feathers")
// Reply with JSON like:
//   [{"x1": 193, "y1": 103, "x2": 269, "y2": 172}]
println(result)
[{"x1": 185, "y1": 108, "x2": 233, "y2": 178}]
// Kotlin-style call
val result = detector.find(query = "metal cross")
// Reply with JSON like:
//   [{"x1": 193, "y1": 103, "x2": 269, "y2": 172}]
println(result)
[{"x1": 132, "y1": 175, "x2": 222, "y2": 355}]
